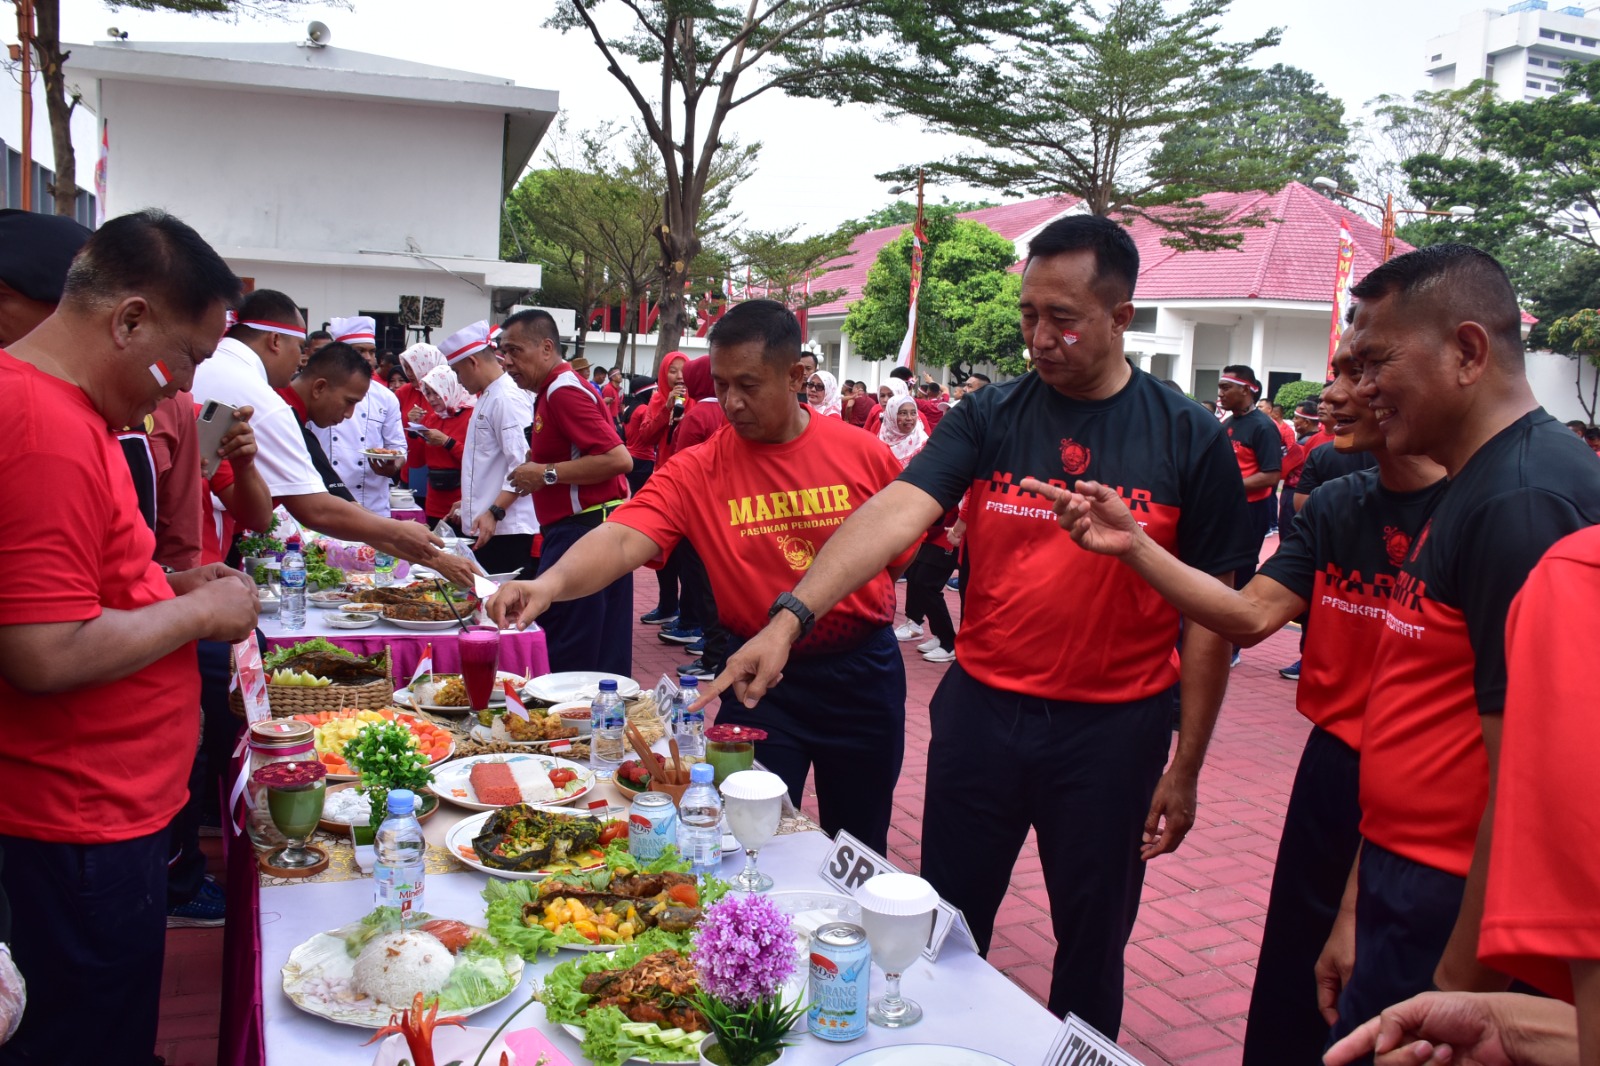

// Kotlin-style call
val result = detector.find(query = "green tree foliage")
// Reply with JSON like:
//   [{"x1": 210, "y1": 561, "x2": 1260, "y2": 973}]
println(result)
[
  {"x1": 1151, "y1": 64, "x2": 1354, "y2": 198},
  {"x1": 1547, "y1": 307, "x2": 1600, "y2": 423},
  {"x1": 848, "y1": 198, "x2": 998, "y2": 232},
  {"x1": 844, "y1": 216, "x2": 1025, "y2": 374},
  {"x1": 1347, "y1": 81, "x2": 1493, "y2": 219},
  {"x1": 728, "y1": 226, "x2": 856, "y2": 311},
  {"x1": 548, "y1": 0, "x2": 1039, "y2": 364},
  {"x1": 1273, "y1": 379, "x2": 1323, "y2": 413},
  {"x1": 877, "y1": 0, "x2": 1282, "y2": 252}
]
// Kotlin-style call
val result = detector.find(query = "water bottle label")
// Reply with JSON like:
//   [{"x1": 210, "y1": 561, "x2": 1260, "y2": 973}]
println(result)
[{"x1": 282, "y1": 571, "x2": 306, "y2": 589}]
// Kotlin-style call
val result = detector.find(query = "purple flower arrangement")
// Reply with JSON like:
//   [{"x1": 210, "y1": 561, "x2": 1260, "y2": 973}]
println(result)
[{"x1": 691, "y1": 894, "x2": 805, "y2": 1066}]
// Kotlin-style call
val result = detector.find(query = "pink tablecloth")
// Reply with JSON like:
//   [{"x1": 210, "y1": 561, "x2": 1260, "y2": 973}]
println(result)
[
  {"x1": 262, "y1": 626, "x2": 549, "y2": 682},
  {"x1": 392, "y1": 507, "x2": 428, "y2": 525}
]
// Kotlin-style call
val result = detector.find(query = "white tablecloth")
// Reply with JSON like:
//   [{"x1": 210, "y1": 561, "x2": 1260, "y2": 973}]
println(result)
[{"x1": 260, "y1": 830, "x2": 1062, "y2": 1065}]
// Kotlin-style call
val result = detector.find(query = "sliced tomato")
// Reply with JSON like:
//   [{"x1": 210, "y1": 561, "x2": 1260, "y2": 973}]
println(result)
[
  {"x1": 598, "y1": 821, "x2": 626, "y2": 846},
  {"x1": 667, "y1": 883, "x2": 699, "y2": 907},
  {"x1": 548, "y1": 768, "x2": 578, "y2": 787}
]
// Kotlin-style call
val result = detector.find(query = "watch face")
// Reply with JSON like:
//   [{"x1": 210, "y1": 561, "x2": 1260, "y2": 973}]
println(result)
[{"x1": 544, "y1": 468, "x2": 559, "y2": 484}]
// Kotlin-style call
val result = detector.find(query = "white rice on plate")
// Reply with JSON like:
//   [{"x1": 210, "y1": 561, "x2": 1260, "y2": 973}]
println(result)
[{"x1": 351, "y1": 931, "x2": 454, "y2": 1008}]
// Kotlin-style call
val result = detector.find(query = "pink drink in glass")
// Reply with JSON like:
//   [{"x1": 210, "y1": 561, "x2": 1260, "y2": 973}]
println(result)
[{"x1": 458, "y1": 627, "x2": 502, "y2": 711}]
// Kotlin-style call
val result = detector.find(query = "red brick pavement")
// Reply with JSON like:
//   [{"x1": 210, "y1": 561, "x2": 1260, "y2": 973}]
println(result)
[{"x1": 158, "y1": 544, "x2": 1306, "y2": 1065}]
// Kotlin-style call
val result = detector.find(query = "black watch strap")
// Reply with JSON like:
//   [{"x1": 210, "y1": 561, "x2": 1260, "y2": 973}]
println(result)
[
  {"x1": 769, "y1": 591, "x2": 815, "y2": 639},
  {"x1": 488, "y1": 504, "x2": 506, "y2": 521}
]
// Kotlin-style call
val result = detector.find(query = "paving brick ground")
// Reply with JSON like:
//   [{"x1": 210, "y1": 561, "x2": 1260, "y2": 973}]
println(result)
[{"x1": 158, "y1": 540, "x2": 1305, "y2": 1065}]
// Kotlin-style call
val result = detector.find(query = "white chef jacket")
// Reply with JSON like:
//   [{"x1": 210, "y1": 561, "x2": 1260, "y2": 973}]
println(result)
[
  {"x1": 311, "y1": 378, "x2": 406, "y2": 516},
  {"x1": 462, "y1": 371, "x2": 537, "y2": 535},
  {"x1": 191, "y1": 338, "x2": 324, "y2": 499}
]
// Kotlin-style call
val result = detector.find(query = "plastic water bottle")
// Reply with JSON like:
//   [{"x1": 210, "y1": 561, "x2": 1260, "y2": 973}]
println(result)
[
  {"x1": 674, "y1": 677, "x2": 706, "y2": 758},
  {"x1": 279, "y1": 538, "x2": 307, "y2": 632},
  {"x1": 374, "y1": 551, "x2": 396, "y2": 587},
  {"x1": 677, "y1": 763, "x2": 722, "y2": 877},
  {"x1": 373, "y1": 789, "x2": 426, "y2": 926},
  {"x1": 589, "y1": 679, "x2": 625, "y2": 777}
]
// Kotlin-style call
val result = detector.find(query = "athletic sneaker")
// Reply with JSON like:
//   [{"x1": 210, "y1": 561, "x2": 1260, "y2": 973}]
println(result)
[
  {"x1": 167, "y1": 875, "x2": 226, "y2": 928},
  {"x1": 677, "y1": 658, "x2": 714, "y2": 679},
  {"x1": 658, "y1": 624, "x2": 703, "y2": 645},
  {"x1": 946, "y1": 575, "x2": 960, "y2": 591},
  {"x1": 1230, "y1": 650, "x2": 1243, "y2": 668},
  {"x1": 921, "y1": 646, "x2": 956, "y2": 663},
  {"x1": 894, "y1": 622, "x2": 925, "y2": 642},
  {"x1": 916, "y1": 637, "x2": 941, "y2": 653},
  {"x1": 685, "y1": 636, "x2": 706, "y2": 656},
  {"x1": 1279, "y1": 660, "x2": 1301, "y2": 681},
  {"x1": 640, "y1": 608, "x2": 678, "y2": 626}
]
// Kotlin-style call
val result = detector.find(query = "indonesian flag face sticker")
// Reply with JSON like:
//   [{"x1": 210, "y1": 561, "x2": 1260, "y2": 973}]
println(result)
[
  {"x1": 1062, "y1": 331, "x2": 1079, "y2": 345},
  {"x1": 149, "y1": 360, "x2": 172, "y2": 387}
]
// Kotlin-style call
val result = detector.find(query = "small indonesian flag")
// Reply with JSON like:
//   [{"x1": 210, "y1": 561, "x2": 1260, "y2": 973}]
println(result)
[
  {"x1": 409, "y1": 644, "x2": 433, "y2": 687},
  {"x1": 550, "y1": 739, "x2": 573, "y2": 754},
  {"x1": 587, "y1": 798, "x2": 609, "y2": 813},
  {"x1": 503, "y1": 680, "x2": 530, "y2": 720}
]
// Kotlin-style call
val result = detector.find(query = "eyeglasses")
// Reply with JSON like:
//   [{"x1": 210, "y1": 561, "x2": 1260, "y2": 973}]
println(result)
[{"x1": 806, "y1": 381, "x2": 826, "y2": 389}]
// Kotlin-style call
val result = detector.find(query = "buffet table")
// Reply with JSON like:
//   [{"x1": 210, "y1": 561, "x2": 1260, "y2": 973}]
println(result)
[
  {"x1": 256, "y1": 792, "x2": 1063, "y2": 1065},
  {"x1": 257, "y1": 613, "x2": 551, "y2": 680}
]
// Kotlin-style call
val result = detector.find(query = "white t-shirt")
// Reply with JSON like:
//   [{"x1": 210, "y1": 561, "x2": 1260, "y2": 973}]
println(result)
[
  {"x1": 191, "y1": 338, "x2": 324, "y2": 498},
  {"x1": 462, "y1": 371, "x2": 537, "y2": 536},
  {"x1": 312, "y1": 378, "x2": 406, "y2": 517}
]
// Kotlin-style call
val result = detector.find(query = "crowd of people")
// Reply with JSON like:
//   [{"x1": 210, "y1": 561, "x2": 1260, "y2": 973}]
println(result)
[{"x1": 5, "y1": 200, "x2": 1600, "y2": 1066}]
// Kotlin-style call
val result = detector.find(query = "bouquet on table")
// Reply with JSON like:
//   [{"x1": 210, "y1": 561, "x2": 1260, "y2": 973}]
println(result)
[{"x1": 689, "y1": 894, "x2": 805, "y2": 1066}]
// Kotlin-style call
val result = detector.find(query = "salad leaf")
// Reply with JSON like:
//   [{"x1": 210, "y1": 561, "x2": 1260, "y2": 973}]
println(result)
[
  {"x1": 342, "y1": 906, "x2": 433, "y2": 958},
  {"x1": 601, "y1": 839, "x2": 691, "y2": 877},
  {"x1": 539, "y1": 933, "x2": 706, "y2": 1066},
  {"x1": 263, "y1": 637, "x2": 357, "y2": 672},
  {"x1": 483, "y1": 882, "x2": 596, "y2": 958},
  {"x1": 435, "y1": 945, "x2": 518, "y2": 1012},
  {"x1": 577, "y1": 1006, "x2": 661, "y2": 1066}
]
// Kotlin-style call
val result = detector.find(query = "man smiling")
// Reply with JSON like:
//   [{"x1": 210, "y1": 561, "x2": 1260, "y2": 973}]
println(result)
[
  {"x1": 699, "y1": 217, "x2": 1252, "y2": 1033},
  {"x1": 489, "y1": 300, "x2": 913, "y2": 850}
]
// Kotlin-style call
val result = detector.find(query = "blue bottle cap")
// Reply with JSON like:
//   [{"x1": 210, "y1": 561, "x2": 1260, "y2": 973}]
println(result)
[
  {"x1": 598, "y1": 679, "x2": 618, "y2": 691},
  {"x1": 691, "y1": 763, "x2": 714, "y2": 784},
  {"x1": 680, "y1": 675, "x2": 699, "y2": 689},
  {"x1": 386, "y1": 789, "x2": 415, "y2": 814}
]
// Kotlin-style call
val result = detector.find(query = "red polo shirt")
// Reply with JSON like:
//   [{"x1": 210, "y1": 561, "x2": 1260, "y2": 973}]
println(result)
[{"x1": 529, "y1": 362, "x2": 628, "y2": 526}]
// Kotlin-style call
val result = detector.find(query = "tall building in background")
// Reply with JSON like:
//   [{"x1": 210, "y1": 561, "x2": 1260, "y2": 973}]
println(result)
[{"x1": 1426, "y1": 2, "x2": 1600, "y2": 101}]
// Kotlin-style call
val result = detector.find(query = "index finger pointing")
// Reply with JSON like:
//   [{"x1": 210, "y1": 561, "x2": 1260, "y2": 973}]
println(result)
[
  {"x1": 1018, "y1": 476, "x2": 1067, "y2": 502},
  {"x1": 689, "y1": 669, "x2": 736, "y2": 712}
]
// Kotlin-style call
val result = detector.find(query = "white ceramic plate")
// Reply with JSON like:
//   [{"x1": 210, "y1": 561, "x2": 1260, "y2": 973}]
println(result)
[
  {"x1": 322, "y1": 610, "x2": 378, "y2": 630},
  {"x1": 397, "y1": 673, "x2": 520, "y2": 712},
  {"x1": 427, "y1": 752, "x2": 594, "y2": 811},
  {"x1": 523, "y1": 671, "x2": 641, "y2": 704},
  {"x1": 444, "y1": 809, "x2": 612, "y2": 881},
  {"x1": 308, "y1": 589, "x2": 352, "y2": 605},
  {"x1": 466, "y1": 723, "x2": 576, "y2": 751},
  {"x1": 386, "y1": 617, "x2": 464, "y2": 632},
  {"x1": 362, "y1": 448, "x2": 404, "y2": 460},
  {"x1": 280, "y1": 921, "x2": 524, "y2": 1028},
  {"x1": 838, "y1": 1048, "x2": 1014, "y2": 1066}
]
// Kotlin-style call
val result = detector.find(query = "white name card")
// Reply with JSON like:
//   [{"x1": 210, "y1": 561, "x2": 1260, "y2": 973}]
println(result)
[
  {"x1": 1042, "y1": 1014, "x2": 1145, "y2": 1066},
  {"x1": 816, "y1": 829, "x2": 978, "y2": 962}
]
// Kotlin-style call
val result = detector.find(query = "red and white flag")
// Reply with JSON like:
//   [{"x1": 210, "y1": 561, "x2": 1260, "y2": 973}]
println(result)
[
  {"x1": 895, "y1": 215, "x2": 927, "y2": 371},
  {"x1": 93, "y1": 121, "x2": 108, "y2": 228},
  {"x1": 409, "y1": 644, "x2": 434, "y2": 688},
  {"x1": 1327, "y1": 217, "x2": 1357, "y2": 377},
  {"x1": 503, "y1": 679, "x2": 530, "y2": 721}
]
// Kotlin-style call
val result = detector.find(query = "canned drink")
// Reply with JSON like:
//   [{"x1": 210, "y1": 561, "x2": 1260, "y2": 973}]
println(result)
[
  {"x1": 628, "y1": 792, "x2": 679, "y2": 863},
  {"x1": 808, "y1": 922, "x2": 871, "y2": 1041}
]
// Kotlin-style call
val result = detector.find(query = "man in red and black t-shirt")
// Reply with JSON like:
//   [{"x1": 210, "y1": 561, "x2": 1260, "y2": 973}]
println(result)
[
  {"x1": 704, "y1": 217, "x2": 1253, "y2": 1034},
  {"x1": 489, "y1": 301, "x2": 915, "y2": 851},
  {"x1": 1039, "y1": 341, "x2": 1447, "y2": 1063},
  {"x1": 1325, "y1": 245, "x2": 1600, "y2": 1042},
  {"x1": 1216, "y1": 365, "x2": 1282, "y2": 664},
  {"x1": 497, "y1": 309, "x2": 635, "y2": 677}
]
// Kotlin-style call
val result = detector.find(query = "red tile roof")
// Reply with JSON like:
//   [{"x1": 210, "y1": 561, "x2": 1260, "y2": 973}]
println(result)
[{"x1": 808, "y1": 183, "x2": 1413, "y2": 316}]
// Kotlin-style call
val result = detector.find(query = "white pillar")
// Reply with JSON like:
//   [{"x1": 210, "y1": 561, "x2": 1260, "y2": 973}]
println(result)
[
  {"x1": 1249, "y1": 311, "x2": 1267, "y2": 378},
  {"x1": 839, "y1": 331, "x2": 854, "y2": 384},
  {"x1": 1173, "y1": 319, "x2": 1196, "y2": 393}
]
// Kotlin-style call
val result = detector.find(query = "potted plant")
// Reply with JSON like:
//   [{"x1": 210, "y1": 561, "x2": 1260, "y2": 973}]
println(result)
[
  {"x1": 689, "y1": 893, "x2": 806, "y2": 1066},
  {"x1": 343, "y1": 720, "x2": 435, "y2": 845}
]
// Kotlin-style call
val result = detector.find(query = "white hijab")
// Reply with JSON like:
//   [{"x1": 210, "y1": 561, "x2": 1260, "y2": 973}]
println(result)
[
  {"x1": 419, "y1": 363, "x2": 473, "y2": 414},
  {"x1": 809, "y1": 370, "x2": 842, "y2": 417},
  {"x1": 399, "y1": 342, "x2": 446, "y2": 385},
  {"x1": 879, "y1": 394, "x2": 928, "y2": 467}
]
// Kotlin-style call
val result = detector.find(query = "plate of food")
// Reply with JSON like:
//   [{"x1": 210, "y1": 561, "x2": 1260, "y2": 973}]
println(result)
[
  {"x1": 387, "y1": 617, "x2": 465, "y2": 632},
  {"x1": 539, "y1": 941, "x2": 709, "y2": 1063},
  {"x1": 308, "y1": 588, "x2": 353, "y2": 605},
  {"x1": 362, "y1": 447, "x2": 404, "y2": 461},
  {"x1": 524, "y1": 671, "x2": 642, "y2": 704},
  {"x1": 323, "y1": 609, "x2": 379, "y2": 630},
  {"x1": 289, "y1": 708, "x2": 455, "y2": 780},
  {"x1": 445, "y1": 805, "x2": 617, "y2": 881},
  {"x1": 280, "y1": 909, "x2": 524, "y2": 1028},
  {"x1": 318, "y1": 781, "x2": 440, "y2": 834},
  {"x1": 397, "y1": 673, "x2": 521, "y2": 713},
  {"x1": 428, "y1": 753, "x2": 594, "y2": 811},
  {"x1": 467, "y1": 704, "x2": 584, "y2": 745}
]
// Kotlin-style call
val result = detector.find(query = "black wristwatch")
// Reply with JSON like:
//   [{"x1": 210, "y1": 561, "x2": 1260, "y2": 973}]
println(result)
[
  {"x1": 488, "y1": 504, "x2": 506, "y2": 522},
  {"x1": 768, "y1": 591, "x2": 815, "y2": 640}
]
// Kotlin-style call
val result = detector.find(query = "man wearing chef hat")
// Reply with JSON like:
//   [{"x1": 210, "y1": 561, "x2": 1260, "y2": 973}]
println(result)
[
  {"x1": 442, "y1": 319, "x2": 539, "y2": 577},
  {"x1": 313, "y1": 315, "x2": 407, "y2": 517}
]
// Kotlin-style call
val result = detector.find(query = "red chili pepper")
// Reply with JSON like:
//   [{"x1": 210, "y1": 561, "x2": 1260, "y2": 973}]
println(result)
[{"x1": 361, "y1": 992, "x2": 468, "y2": 1066}]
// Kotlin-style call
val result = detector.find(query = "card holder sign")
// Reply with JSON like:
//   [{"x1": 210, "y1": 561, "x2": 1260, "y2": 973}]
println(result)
[
  {"x1": 816, "y1": 829, "x2": 978, "y2": 962},
  {"x1": 1041, "y1": 1014, "x2": 1145, "y2": 1066}
]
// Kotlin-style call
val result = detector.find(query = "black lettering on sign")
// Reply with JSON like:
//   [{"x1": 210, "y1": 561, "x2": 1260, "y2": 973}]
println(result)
[
  {"x1": 828, "y1": 845, "x2": 854, "y2": 881},
  {"x1": 845, "y1": 855, "x2": 877, "y2": 890}
]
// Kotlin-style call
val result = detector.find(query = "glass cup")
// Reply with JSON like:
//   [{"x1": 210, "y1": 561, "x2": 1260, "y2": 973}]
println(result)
[
  {"x1": 254, "y1": 760, "x2": 327, "y2": 870},
  {"x1": 719, "y1": 769, "x2": 786, "y2": 892},
  {"x1": 458, "y1": 626, "x2": 502, "y2": 712},
  {"x1": 858, "y1": 873, "x2": 941, "y2": 1028},
  {"x1": 704, "y1": 724, "x2": 766, "y2": 788}
]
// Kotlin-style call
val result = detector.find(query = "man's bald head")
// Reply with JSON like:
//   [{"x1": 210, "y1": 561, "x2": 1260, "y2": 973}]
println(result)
[{"x1": 1350, "y1": 243, "x2": 1524, "y2": 366}]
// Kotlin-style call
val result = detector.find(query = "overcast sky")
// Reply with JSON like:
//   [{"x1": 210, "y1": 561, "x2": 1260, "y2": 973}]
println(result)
[{"x1": 10, "y1": 0, "x2": 1456, "y2": 231}]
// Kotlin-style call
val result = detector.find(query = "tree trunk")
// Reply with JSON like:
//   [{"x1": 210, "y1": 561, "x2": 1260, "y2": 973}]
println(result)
[
  {"x1": 653, "y1": 233, "x2": 693, "y2": 364},
  {"x1": 32, "y1": 0, "x2": 78, "y2": 218}
]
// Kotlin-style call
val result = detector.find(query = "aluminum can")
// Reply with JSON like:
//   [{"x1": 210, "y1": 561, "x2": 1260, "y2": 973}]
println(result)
[
  {"x1": 627, "y1": 791, "x2": 679, "y2": 863},
  {"x1": 808, "y1": 921, "x2": 870, "y2": 1041}
]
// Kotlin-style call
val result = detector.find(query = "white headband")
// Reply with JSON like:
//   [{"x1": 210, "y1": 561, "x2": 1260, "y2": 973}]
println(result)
[{"x1": 240, "y1": 319, "x2": 307, "y2": 340}]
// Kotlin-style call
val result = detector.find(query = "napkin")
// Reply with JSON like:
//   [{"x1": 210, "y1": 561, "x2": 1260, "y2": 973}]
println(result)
[{"x1": 506, "y1": 1027, "x2": 574, "y2": 1066}]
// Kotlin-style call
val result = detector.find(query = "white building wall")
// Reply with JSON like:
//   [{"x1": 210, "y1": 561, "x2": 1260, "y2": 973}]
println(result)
[
  {"x1": 228, "y1": 258, "x2": 494, "y2": 343},
  {"x1": 1425, "y1": 5, "x2": 1600, "y2": 102},
  {"x1": 99, "y1": 78, "x2": 504, "y2": 259},
  {"x1": 1527, "y1": 350, "x2": 1600, "y2": 424}
]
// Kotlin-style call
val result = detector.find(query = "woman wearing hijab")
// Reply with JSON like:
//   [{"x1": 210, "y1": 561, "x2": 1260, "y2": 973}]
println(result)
[
  {"x1": 865, "y1": 377, "x2": 932, "y2": 436},
  {"x1": 633, "y1": 351, "x2": 695, "y2": 468},
  {"x1": 805, "y1": 370, "x2": 843, "y2": 417},
  {"x1": 397, "y1": 342, "x2": 446, "y2": 502},
  {"x1": 416, "y1": 363, "x2": 474, "y2": 533},
  {"x1": 880, "y1": 392, "x2": 960, "y2": 663}
]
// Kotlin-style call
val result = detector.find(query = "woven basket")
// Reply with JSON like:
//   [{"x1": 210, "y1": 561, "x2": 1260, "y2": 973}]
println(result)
[{"x1": 229, "y1": 647, "x2": 395, "y2": 720}]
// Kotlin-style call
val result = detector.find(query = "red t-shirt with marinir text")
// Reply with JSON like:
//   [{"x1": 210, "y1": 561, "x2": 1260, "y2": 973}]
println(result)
[
  {"x1": 899, "y1": 368, "x2": 1256, "y2": 702},
  {"x1": 0, "y1": 350, "x2": 201, "y2": 843},
  {"x1": 1480, "y1": 525, "x2": 1600, "y2": 1002},
  {"x1": 1360, "y1": 410, "x2": 1600, "y2": 877},
  {"x1": 1256, "y1": 469, "x2": 1445, "y2": 749},
  {"x1": 610, "y1": 413, "x2": 914, "y2": 653}
]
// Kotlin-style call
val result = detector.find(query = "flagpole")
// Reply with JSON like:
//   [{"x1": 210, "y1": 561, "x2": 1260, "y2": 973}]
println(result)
[{"x1": 910, "y1": 170, "x2": 924, "y2": 368}]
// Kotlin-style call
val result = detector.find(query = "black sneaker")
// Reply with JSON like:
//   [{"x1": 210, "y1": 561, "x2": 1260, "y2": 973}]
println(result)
[
  {"x1": 1279, "y1": 660, "x2": 1301, "y2": 681},
  {"x1": 677, "y1": 658, "x2": 715, "y2": 679},
  {"x1": 167, "y1": 875, "x2": 226, "y2": 928},
  {"x1": 640, "y1": 608, "x2": 678, "y2": 626}
]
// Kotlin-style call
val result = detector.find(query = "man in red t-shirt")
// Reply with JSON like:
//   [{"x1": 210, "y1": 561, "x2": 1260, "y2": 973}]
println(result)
[
  {"x1": 0, "y1": 211, "x2": 259, "y2": 1065},
  {"x1": 497, "y1": 309, "x2": 635, "y2": 676},
  {"x1": 490, "y1": 301, "x2": 915, "y2": 851}
]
